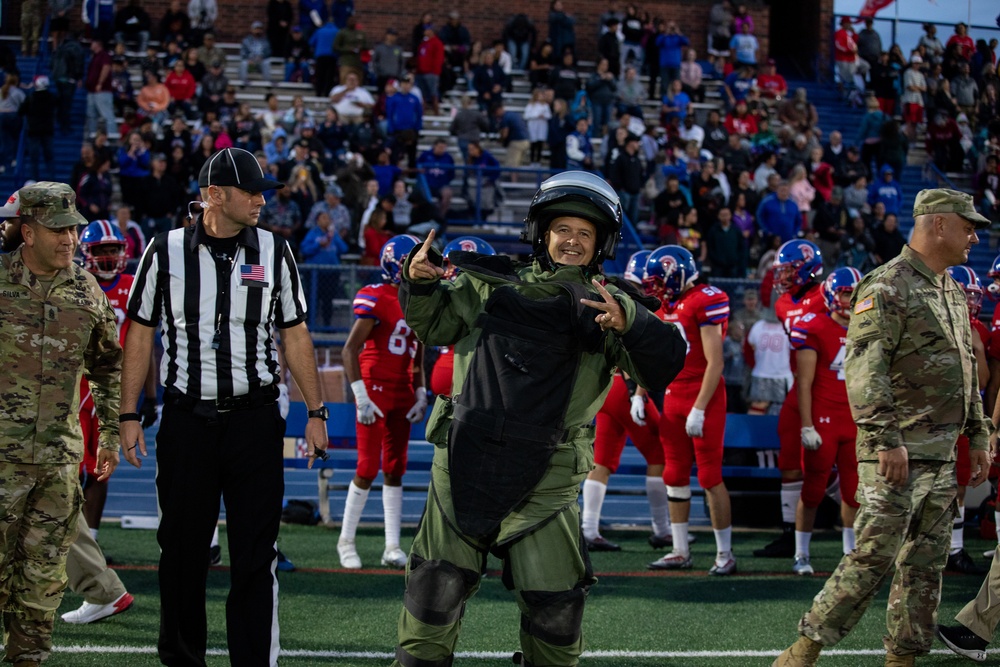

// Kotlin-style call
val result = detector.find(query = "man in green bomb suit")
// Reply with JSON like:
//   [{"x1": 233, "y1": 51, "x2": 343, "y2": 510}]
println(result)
[{"x1": 391, "y1": 171, "x2": 687, "y2": 667}]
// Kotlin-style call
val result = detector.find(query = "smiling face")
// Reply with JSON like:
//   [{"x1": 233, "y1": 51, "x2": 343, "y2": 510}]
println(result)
[
  {"x1": 545, "y1": 216, "x2": 597, "y2": 266},
  {"x1": 21, "y1": 222, "x2": 78, "y2": 276}
]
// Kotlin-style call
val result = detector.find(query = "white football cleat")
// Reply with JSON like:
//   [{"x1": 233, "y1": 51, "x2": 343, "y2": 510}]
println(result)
[
  {"x1": 337, "y1": 540, "x2": 362, "y2": 569},
  {"x1": 792, "y1": 556, "x2": 814, "y2": 576},
  {"x1": 381, "y1": 546, "x2": 408, "y2": 569},
  {"x1": 61, "y1": 592, "x2": 134, "y2": 624}
]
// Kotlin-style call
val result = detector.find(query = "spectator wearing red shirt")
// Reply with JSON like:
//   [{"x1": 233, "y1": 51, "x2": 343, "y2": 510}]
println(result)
[
  {"x1": 164, "y1": 59, "x2": 196, "y2": 118},
  {"x1": 724, "y1": 99, "x2": 758, "y2": 137},
  {"x1": 85, "y1": 38, "x2": 117, "y2": 137},
  {"x1": 833, "y1": 16, "x2": 858, "y2": 89},
  {"x1": 808, "y1": 146, "x2": 835, "y2": 203},
  {"x1": 757, "y1": 58, "x2": 787, "y2": 102},
  {"x1": 415, "y1": 25, "x2": 445, "y2": 115},
  {"x1": 947, "y1": 22, "x2": 975, "y2": 62},
  {"x1": 361, "y1": 207, "x2": 394, "y2": 265}
]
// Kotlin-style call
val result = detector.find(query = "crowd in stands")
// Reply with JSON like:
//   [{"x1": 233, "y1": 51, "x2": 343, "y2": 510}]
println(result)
[{"x1": 0, "y1": 1, "x2": 998, "y2": 284}]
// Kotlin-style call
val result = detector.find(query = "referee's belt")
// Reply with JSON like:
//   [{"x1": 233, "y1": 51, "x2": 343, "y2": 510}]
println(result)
[{"x1": 163, "y1": 384, "x2": 279, "y2": 414}]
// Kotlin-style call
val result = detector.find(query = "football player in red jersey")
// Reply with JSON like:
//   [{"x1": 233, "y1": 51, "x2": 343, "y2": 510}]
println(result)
[
  {"x1": 643, "y1": 245, "x2": 736, "y2": 575},
  {"x1": 755, "y1": 239, "x2": 828, "y2": 559},
  {"x1": 428, "y1": 236, "x2": 496, "y2": 398},
  {"x1": 582, "y1": 250, "x2": 673, "y2": 552},
  {"x1": 787, "y1": 267, "x2": 862, "y2": 576},
  {"x1": 78, "y1": 220, "x2": 158, "y2": 536},
  {"x1": 338, "y1": 235, "x2": 427, "y2": 570},
  {"x1": 945, "y1": 265, "x2": 990, "y2": 575},
  {"x1": 984, "y1": 253, "x2": 1000, "y2": 420}
]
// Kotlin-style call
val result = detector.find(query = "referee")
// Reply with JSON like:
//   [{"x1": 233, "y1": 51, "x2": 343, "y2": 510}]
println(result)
[{"x1": 119, "y1": 147, "x2": 329, "y2": 667}]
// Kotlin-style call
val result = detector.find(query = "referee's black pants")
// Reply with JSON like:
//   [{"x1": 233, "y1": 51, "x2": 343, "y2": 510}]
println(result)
[{"x1": 155, "y1": 401, "x2": 285, "y2": 667}]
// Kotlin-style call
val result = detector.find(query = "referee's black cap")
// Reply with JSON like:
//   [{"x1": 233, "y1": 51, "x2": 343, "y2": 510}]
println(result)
[{"x1": 198, "y1": 147, "x2": 284, "y2": 193}]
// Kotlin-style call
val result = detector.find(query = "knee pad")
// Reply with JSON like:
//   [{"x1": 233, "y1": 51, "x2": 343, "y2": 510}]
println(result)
[
  {"x1": 519, "y1": 584, "x2": 589, "y2": 647},
  {"x1": 666, "y1": 485, "x2": 692, "y2": 502},
  {"x1": 404, "y1": 555, "x2": 479, "y2": 627}
]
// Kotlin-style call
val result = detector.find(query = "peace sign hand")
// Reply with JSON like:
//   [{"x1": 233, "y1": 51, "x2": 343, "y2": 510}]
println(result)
[
  {"x1": 407, "y1": 229, "x2": 445, "y2": 281},
  {"x1": 580, "y1": 278, "x2": 628, "y2": 334}
]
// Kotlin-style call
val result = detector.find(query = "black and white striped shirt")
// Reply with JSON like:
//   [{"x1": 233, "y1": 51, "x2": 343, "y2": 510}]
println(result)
[{"x1": 127, "y1": 222, "x2": 308, "y2": 400}]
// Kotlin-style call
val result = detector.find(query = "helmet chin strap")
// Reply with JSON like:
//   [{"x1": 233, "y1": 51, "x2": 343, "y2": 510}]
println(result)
[{"x1": 537, "y1": 247, "x2": 602, "y2": 277}]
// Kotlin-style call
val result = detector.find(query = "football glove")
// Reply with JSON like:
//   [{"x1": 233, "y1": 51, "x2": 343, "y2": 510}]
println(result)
[
  {"x1": 801, "y1": 426, "x2": 823, "y2": 450},
  {"x1": 351, "y1": 380, "x2": 384, "y2": 425},
  {"x1": 406, "y1": 389, "x2": 429, "y2": 424},
  {"x1": 685, "y1": 407, "x2": 705, "y2": 438},
  {"x1": 630, "y1": 394, "x2": 646, "y2": 427}
]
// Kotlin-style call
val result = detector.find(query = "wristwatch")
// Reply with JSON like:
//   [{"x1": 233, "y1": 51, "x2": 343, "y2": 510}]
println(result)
[{"x1": 307, "y1": 406, "x2": 329, "y2": 421}]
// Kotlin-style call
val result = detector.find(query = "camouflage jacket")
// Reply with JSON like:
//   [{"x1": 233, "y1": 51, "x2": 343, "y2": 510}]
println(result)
[
  {"x1": 846, "y1": 244, "x2": 990, "y2": 462},
  {"x1": 0, "y1": 248, "x2": 122, "y2": 465}
]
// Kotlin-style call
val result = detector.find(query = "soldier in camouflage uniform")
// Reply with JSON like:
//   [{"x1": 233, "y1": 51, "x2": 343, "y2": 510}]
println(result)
[
  {"x1": 774, "y1": 189, "x2": 994, "y2": 667},
  {"x1": 0, "y1": 182, "x2": 122, "y2": 666},
  {"x1": 20, "y1": 0, "x2": 43, "y2": 57}
]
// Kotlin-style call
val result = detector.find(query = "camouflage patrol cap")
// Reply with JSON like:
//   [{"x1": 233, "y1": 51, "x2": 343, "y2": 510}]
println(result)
[
  {"x1": 17, "y1": 182, "x2": 87, "y2": 229},
  {"x1": 912, "y1": 188, "x2": 991, "y2": 229}
]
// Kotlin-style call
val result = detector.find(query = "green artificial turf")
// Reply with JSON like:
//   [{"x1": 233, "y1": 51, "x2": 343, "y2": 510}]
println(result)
[{"x1": 29, "y1": 524, "x2": 996, "y2": 665}]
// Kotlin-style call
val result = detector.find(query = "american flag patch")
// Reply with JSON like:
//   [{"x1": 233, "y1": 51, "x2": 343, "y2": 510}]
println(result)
[
  {"x1": 854, "y1": 297, "x2": 874, "y2": 315},
  {"x1": 240, "y1": 264, "x2": 268, "y2": 286}
]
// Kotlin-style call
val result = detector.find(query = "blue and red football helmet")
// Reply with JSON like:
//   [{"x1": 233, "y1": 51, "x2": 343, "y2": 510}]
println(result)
[
  {"x1": 643, "y1": 245, "x2": 698, "y2": 303},
  {"x1": 80, "y1": 219, "x2": 127, "y2": 280},
  {"x1": 822, "y1": 267, "x2": 863, "y2": 318},
  {"x1": 380, "y1": 235, "x2": 421, "y2": 284},
  {"x1": 948, "y1": 265, "x2": 984, "y2": 318},
  {"x1": 442, "y1": 236, "x2": 496, "y2": 280},
  {"x1": 987, "y1": 253, "x2": 1000, "y2": 299},
  {"x1": 623, "y1": 249, "x2": 651, "y2": 287},
  {"x1": 773, "y1": 240, "x2": 823, "y2": 293}
]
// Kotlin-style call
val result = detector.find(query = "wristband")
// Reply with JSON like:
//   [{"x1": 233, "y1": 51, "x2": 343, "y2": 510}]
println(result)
[{"x1": 118, "y1": 413, "x2": 141, "y2": 423}]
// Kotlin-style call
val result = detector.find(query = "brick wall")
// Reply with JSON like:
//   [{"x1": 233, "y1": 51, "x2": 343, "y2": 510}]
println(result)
[{"x1": 5, "y1": 0, "x2": 771, "y2": 64}]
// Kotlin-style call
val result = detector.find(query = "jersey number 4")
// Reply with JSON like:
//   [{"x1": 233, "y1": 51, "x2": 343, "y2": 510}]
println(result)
[{"x1": 830, "y1": 345, "x2": 846, "y2": 380}]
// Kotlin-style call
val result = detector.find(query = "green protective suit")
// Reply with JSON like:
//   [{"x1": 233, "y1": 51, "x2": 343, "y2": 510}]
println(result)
[{"x1": 392, "y1": 250, "x2": 685, "y2": 667}]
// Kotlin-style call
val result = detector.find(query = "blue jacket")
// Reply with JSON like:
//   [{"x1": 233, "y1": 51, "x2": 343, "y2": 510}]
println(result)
[
  {"x1": 386, "y1": 92, "x2": 423, "y2": 134},
  {"x1": 373, "y1": 164, "x2": 402, "y2": 196},
  {"x1": 84, "y1": 0, "x2": 115, "y2": 29},
  {"x1": 656, "y1": 33, "x2": 690, "y2": 68},
  {"x1": 301, "y1": 227, "x2": 349, "y2": 264},
  {"x1": 855, "y1": 109, "x2": 887, "y2": 145},
  {"x1": 498, "y1": 111, "x2": 529, "y2": 142},
  {"x1": 417, "y1": 150, "x2": 456, "y2": 192},
  {"x1": 299, "y1": 0, "x2": 328, "y2": 32},
  {"x1": 117, "y1": 147, "x2": 150, "y2": 178},
  {"x1": 309, "y1": 23, "x2": 338, "y2": 58},
  {"x1": 867, "y1": 166, "x2": 903, "y2": 215},
  {"x1": 756, "y1": 193, "x2": 800, "y2": 242},
  {"x1": 469, "y1": 150, "x2": 501, "y2": 183}
]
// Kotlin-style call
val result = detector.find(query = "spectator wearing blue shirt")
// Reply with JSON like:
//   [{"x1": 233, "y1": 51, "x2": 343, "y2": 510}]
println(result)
[
  {"x1": 416, "y1": 138, "x2": 456, "y2": 217},
  {"x1": 373, "y1": 149, "x2": 404, "y2": 196},
  {"x1": 386, "y1": 76, "x2": 423, "y2": 167},
  {"x1": 300, "y1": 210, "x2": 349, "y2": 325},
  {"x1": 494, "y1": 102, "x2": 531, "y2": 177},
  {"x1": 655, "y1": 21, "x2": 690, "y2": 90},
  {"x1": 723, "y1": 66, "x2": 756, "y2": 109},
  {"x1": 867, "y1": 164, "x2": 903, "y2": 216},
  {"x1": 566, "y1": 117, "x2": 595, "y2": 171},
  {"x1": 662, "y1": 78, "x2": 691, "y2": 123},
  {"x1": 756, "y1": 182, "x2": 800, "y2": 242},
  {"x1": 728, "y1": 21, "x2": 759, "y2": 67},
  {"x1": 309, "y1": 19, "x2": 339, "y2": 97},
  {"x1": 299, "y1": 0, "x2": 328, "y2": 39},
  {"x1": 264, "y1": 127, "x2": 289, "y2": 165}
]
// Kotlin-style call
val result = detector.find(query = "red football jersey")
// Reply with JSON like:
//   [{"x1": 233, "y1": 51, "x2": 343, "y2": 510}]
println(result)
[
  {"x1": 972, "y1": 318, "x2": 999, "y2": 363},
  {"x1": 775, "y1": 282, "x2": 826, "y2": 337},
  {"x1": 657, "y1": 284, "x2": 729, "y2": 384},
  {"x1": 429, "y1": 346, "x2": 454, "y2": 397},
  {"x1": 352, "y1": 283, "x2": 418, "y2": 385},
  {"x1": 992, "y1": 308, "x2": 1000, "y2": 334},
  {"x1": 80, "y1": 274, "x2": 135, "y2": 415},
  {"x1": 790, "y1": 312, "x2": 850, "y2": 415}
]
